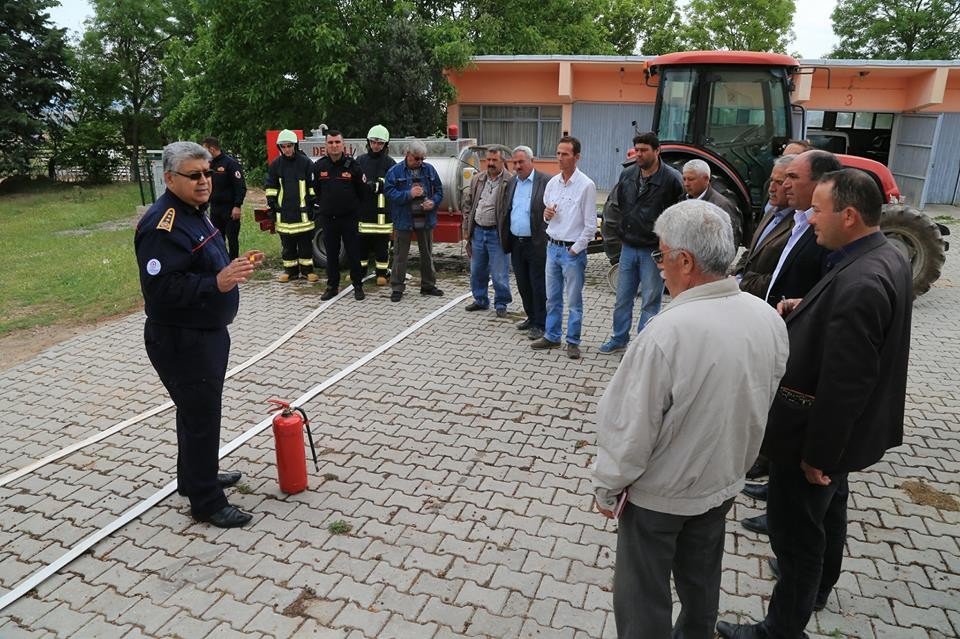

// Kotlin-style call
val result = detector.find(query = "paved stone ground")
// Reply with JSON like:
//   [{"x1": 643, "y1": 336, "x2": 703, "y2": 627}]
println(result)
[{"x1": 0, "y1": 240, "x2": 957, "y2": 638}]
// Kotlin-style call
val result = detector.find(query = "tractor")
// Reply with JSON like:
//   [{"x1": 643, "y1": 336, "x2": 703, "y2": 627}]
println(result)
[{"x1": 641, "y1": 51, "x2": 949, "y2": 295}]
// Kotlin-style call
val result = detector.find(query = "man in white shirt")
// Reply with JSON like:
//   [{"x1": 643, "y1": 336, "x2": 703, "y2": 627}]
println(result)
[
  {"x1": 593, "y1": 199, "x2": 788, "y2": 639},
  {"x1": 531, "y1": 136, "x2": 597, "y2": 360}
]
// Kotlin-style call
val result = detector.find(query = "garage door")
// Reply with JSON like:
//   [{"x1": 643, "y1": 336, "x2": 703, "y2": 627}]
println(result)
[
  {"x1": 889, "y1": 114, "x2": 941, "y2": 208},
  {"x1": 571, "y1": 103, "x2": 654, "y2": 192}
]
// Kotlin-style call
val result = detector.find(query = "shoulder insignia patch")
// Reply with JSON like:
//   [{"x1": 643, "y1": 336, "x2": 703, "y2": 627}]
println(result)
[
  {"x1": 234, "y1": 170, "x2": 241, "y2": 179},
  {"x1": 156, "y1": 207, "x2": 176, "y2": 232}
]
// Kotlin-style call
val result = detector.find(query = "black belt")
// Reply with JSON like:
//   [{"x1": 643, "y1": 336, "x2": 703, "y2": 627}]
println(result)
[
  {"x1": 513, "y1": 235, "x2": 532, "y2": 242},
  {"x1": 549, "y1": 238, "x2": 574, "y2": 247},
  {"x1": 475, "y1": 223, "x2": 497, "y2": 230}
]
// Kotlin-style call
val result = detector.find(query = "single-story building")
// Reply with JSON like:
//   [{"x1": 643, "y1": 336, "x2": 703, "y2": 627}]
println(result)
[{"x1": 445, "y1": 55, "x2": 960, "y2": 207}]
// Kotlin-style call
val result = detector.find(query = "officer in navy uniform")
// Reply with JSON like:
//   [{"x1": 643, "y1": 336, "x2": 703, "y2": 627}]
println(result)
[
  {"x1": 135, "y1": 141, "x2": 264, "y2": 528},
  {"x1": 311, "y1": 130, "x2": 368, "y2": 301},
  {"x1": 202, "y1": 137, "x2": 246, "y2": 260}
]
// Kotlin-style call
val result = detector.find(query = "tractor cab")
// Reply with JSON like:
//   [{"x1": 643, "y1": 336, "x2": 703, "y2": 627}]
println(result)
[{"x1": 648, "y1": 51, "x2": 799, "y2": 226}]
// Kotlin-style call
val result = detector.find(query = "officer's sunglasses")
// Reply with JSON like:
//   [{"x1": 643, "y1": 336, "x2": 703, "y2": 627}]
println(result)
[{"x1": 174, "y1": 170, "x2": 214, "y2": 181}]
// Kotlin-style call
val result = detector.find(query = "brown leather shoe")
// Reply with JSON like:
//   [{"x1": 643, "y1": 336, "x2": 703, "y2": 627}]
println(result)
[{"x1": 530, "y1": 337, "x2": 561, "y2": 350}]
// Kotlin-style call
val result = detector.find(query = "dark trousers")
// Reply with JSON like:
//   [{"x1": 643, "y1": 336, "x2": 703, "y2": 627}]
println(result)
[
  {"x1": 614, "y1": 498, "x2": 734, "y2": 639},
  {"x1": 391, "y1": 227, "x2": 436, "y2": 292},
  {"x1": 322, "y1": 214, "x2": 363, "y2": 289},
  {"x1": 279, "y1": 231, "x2": 314, "y2": 277},
  {"x1": 360, "y1": 233, "x2": 391, "y2": 277},
  {"x1": 764, "y1": 462, "x2": 848, "y2": 638},
  {"x1": 210, "y1": 204, "x2": 240, "y2": 260},
  {"x1": 144, "y1": 321, "x2": 229, "y2": 519},
  {"x1": 510, "y1": 235, "x2": 547, "y2": 329}
]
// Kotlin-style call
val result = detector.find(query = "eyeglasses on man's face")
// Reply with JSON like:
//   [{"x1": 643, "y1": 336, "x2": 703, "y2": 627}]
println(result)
[
  {"x1": 651, "y1": 247, "x2": 679, "y2": 264},
  {"x1": 174, "y1": 169, "x2": 213, "y2": 182}
]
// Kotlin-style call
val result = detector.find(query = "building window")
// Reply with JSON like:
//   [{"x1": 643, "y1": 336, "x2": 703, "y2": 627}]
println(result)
[{"x1": 460, "y1": 105, "x2": 562, "y2": 158}]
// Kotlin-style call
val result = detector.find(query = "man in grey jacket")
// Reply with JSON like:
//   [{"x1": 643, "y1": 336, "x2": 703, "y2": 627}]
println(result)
[{"x1": 593, "y1": 199, "x2": 789, "y2": 639}]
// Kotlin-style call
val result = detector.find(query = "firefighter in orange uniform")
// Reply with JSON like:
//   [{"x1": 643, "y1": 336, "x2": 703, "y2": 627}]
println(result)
[{"x1": 264, "y1": 129, "x2": 317, "y2": 283}]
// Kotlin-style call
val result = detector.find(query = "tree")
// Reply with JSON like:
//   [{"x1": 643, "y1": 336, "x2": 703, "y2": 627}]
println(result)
[
  {"x1": 0, "y1": 0, "x2": 70, "y2": 177},
  {"x1": 452, "y1": 0, "x2": 617, "y2": 55},
  {"x1": 682, "y1": 0, "x2": 796, "y2": 53},
  {"x1": 830, "y1": 0, "x2": 960, "y2": 59},
  {"x1": 76, "y1": 0, "x2": 192, "y2": 175},
  {"x1": 601, "y1": 0, "x2": 684, "y2": 55}
]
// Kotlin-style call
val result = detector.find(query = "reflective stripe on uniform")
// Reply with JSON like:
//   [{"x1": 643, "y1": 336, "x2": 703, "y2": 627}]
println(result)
[
  {"x1": 299, "y1": 179, "x2": 306, "y2": 208},
  {"x1": 265, "y1": 188, "x2": 279, "y2": 197},
  {"x1": 275, "y1": 213, "x2": 315, "y2": 234},
  {"x1": 359, "y1": 222, "x2": 393, "y2": 234},
  {"x1": 375, "y1": 259, "x2": 389, "y2": 269},
  {"x1": 282, "y1": 258, "x2": 298, "y2": 267},
  {"x1": 297, "y1": 257, "x2": 313, "y2": 266}
]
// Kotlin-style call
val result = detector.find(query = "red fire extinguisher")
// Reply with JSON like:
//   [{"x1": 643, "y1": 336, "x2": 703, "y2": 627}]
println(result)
[{"x1": 267, "y1": 399, "x2": 319, "y2": 494}]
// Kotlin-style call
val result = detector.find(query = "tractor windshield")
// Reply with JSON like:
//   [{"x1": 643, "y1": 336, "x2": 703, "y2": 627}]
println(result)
[{"x1": 655, "y1": 65, "x2": 791, "y2": 213}]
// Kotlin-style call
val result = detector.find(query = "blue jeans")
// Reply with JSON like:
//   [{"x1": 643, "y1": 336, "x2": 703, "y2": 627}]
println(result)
[
  {"x1": 470, "y1": 227, "x2": 512, "y2": 310},
  {"x1": 545, "y1": 243, "x2": 587, "y2": 345},
  {"x1": 610, "y1": 243, "x2": 663, "y2": 345}
]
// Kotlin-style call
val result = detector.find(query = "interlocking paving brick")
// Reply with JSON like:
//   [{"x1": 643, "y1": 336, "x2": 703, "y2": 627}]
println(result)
[{"x1": 2, "y1": 248, "x2": 959, "y2": 639}]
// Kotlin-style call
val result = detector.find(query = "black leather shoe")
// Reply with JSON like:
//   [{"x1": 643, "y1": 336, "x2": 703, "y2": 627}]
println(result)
[
  {"x1": 741, "y1": 514, "x2": 769, "y2": 535},
  {"x1": 421, "y1": 287, "x2": 444, "y2": 296},
  {"x1": 218, "y1": 471, "x2": 242, "y2": 488},
  {"x1": 195, "y1": 504, "x2": 253, "y2": 528},
  {"x1": 742, "y1": 483, "x2": 768, "y2": 501},
  {"x1": 465, "y1": 301, "x2": 487, "y2": 311},
  {"x1": 516, "y1": 318, "x2": 532, "y2": 331},
  {"x1": 391, "y1": 291, "x2": 402, "y2": 302},
  {"x1": 496, "y1": 308, "x2": 507, "y2": 318},
  {"x1": 746, "y1": 457, "x2": 770, "y2": 480},
  {"x1": 354, "y1": 286, "x2": 365, "y2": 300},
  {"x1": 716, "y1": 621, "x2": 767, "y2": 639},
  {"x1": 320, "y1": 287, "x2": 338, "y2": 301}
]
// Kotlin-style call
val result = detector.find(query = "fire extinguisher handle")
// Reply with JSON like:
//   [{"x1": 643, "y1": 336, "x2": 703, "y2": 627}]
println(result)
[
  {"x1": 267, "y1": 398, "x2": 290, "y2": 412},
  {"x1": 296, "y1": 407, "x2": 320, "y2": 472}
]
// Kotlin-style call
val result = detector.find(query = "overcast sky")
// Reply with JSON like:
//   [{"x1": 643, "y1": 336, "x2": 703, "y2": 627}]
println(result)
[{"x1": 46, "y1": 0, "x2": 840, "y2": 59}]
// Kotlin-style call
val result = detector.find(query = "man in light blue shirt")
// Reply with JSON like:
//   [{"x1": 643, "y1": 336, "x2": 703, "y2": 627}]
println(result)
[{"x1": 504, "y1": 146, "x2": 551, "y2": 340}]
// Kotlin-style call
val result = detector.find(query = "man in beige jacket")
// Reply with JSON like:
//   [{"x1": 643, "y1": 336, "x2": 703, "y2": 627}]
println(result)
[
  {"x1": 593, "y1": 199, "x2": 789, "y2": 639},
  {"x1": 462, "y1": 146, "x2": 513, "y2": 317}
]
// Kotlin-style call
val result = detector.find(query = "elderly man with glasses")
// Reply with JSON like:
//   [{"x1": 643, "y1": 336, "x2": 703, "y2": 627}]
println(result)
[
  {"x1": 384, "y1": 141, "x2": 444, "y2": 302},
  {"x1": 135, "y1": 141, "x2": 265, "y2": 528},
  {"x1": 592, "y1": 199, "x2": 788, "y2": 639}
]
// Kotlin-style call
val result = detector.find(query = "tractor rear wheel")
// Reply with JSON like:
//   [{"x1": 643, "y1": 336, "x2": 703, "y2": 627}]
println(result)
[{"x1": 880, "y1": 205, "x2": 946, "y2": 296}]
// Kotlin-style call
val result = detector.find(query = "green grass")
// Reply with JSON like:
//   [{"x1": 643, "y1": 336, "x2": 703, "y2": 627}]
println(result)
[{"x1": 0, "y1": 181, "x2": 280, "y2": 337}]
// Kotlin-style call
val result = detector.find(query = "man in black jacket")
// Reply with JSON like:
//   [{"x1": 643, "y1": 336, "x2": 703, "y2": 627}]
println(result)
[
  {"x1": 739, "y1": 150, "x2": 840, "y2": 536},
  {"x1": 312, "y1": 130, "x2": 368, "y2": 301},
  {"x1": 503, "y1": 145, "x2": 551, "y2": 339},
  {"x1": 599, "y1": 132, "x2": 684, "y2": 354},
  {"x1": 718, "y1": 169, "x2": 913, "y2": 639},
  {"x1": 202, "y1": 137, "x2": 246, "y2": 260},
  {"x1": 265, "y1": 129, "x2": 317, "y2": 283},
  {"x1": 356, "y1": 125, "x2": 397, "y2": 287},
  {"x1": 136, "y1": 141, "x2": 264, "y2": 528}
]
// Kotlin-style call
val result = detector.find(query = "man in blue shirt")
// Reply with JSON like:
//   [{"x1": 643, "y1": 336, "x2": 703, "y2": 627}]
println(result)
[{"x1": 503, "y1": 146, "x2": 551, "y2": 339}]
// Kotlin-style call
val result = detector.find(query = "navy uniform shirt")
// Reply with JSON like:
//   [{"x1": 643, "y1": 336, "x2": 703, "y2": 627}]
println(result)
[
  {"x1": 209, "y1": 152, "x2": 247, "y2": 208},
  {"x1": 312, "y1": 154, "x2": 367, "y2": 218},
  {"x1": 135, "y1": 190, "x2": 239, "y2": 329}
]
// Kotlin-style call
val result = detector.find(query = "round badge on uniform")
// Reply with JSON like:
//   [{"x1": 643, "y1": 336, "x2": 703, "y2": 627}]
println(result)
[{"x1": 146, "y1": 258, "x2": 162, "y2": 275}]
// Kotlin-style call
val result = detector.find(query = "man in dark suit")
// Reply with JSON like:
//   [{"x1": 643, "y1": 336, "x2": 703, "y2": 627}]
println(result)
[
  {"x1": 681, "y1": 159, "x2": 744, "y2": 246},
  {"x1": 718, "y1": 168, "x2": 913, "y2": 639},
  {"x1": 736, "y1": 155, "x2": 795, "y2": 299},
  {"x1": 504, "y1": 145, "x2": 550, "y2": 340},
  {"x1": 740, "y1": 150, "x2": 841, "y2": 535}
]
